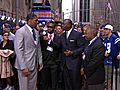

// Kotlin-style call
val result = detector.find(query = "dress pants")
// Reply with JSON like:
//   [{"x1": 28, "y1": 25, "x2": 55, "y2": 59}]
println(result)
[
  {"x1": 63, "y1": 66, "x2": 81, "y2": 90},
  {"x1": 87, "y1": 83, "x2": 104, "y2": 90},
  {"x1": 18, "y1": 68, "x2": 37, "y2": 90},
  {"x1": 40, "y1": 64, "x2": 58, "y2": 90}
]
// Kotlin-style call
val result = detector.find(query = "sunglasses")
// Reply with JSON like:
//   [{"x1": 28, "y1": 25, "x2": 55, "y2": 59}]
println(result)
[{"x1": 47, "y1": 26, "x2": 54, "y2": 28}]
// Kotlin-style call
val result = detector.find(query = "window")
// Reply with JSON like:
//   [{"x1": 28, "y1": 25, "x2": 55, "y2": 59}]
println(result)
[{"x1": 80, "y1": 0, "x2": 90, "y2": 22}]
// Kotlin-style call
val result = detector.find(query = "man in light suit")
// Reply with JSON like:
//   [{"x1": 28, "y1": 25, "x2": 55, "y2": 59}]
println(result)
[{"x1": 14, "y1": 13, "x2": 43, "y2": 90}]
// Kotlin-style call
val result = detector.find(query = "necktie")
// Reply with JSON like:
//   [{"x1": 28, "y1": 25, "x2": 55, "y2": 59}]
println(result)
[
  {"x1": 66, "y1": 31, "x2": 68, "y2": 39},
  {"x1": 48, "y1": 34, "x2": 52, "y2": 40},
  {"x1": 32, "y1": 29, "x2": 36, "y2": 41}
]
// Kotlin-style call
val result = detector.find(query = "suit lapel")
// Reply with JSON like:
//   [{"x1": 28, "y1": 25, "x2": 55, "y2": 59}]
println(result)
[
  {"x1": 67, "y1": 29, "x2": 73, "y2": 40},
  {"x1": 25, "y1": 26, "x2": 36, "y2": 46}
]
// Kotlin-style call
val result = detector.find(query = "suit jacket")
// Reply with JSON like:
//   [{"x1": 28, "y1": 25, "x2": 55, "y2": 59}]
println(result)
[
  {"x1": 60, "y1": 29, "x2": 85, "y2": 70},
  {"x1": 83, "y1": 37, "x2": 105, "y2": 85},
  {"x1": 14, "y1": 25, "x2": 42, "y2": 71},
  {"x1": 40, "y1": 32, "x2": 60, "y2": 65}
]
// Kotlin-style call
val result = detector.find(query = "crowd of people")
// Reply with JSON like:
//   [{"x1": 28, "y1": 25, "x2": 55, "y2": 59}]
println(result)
[{"x1": 0, "y1": 13, "x2": 120, "y2": 90}]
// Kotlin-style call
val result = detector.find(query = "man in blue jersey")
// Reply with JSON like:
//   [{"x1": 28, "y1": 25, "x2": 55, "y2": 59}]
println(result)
[{"x1": 104, "y1": 24, "x2": 119, "y2": 90}]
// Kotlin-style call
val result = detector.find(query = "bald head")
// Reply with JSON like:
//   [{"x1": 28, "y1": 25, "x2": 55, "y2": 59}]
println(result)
[{"x1": 83, "y1": 24, "x2": 98, "y2": 40}]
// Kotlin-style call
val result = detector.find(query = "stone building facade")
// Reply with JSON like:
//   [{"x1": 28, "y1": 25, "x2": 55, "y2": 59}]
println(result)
[
  {"x1": 49, "y1": 0, "x2": 62, "y2": 20},
  {"x1": 0, "y1": 0, "x2": 33, "y2": 19},
  {"x1": 71, "y1": 0, "x2": 120, "y2": 30}
]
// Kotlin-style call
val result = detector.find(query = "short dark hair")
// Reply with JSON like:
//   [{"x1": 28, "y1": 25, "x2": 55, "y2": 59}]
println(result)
[
  {"x1": 26, "y1": 13, "x2": 37, "y2": 22},
  {"x1": 84, "y1": 24, "x2": 98, "y2": 36},
  {"x1": 2, "y1": 31, "x2": 9, "y2": 36},
  {"x1": 55, "y1": 25, "x2": 62, "y2": 28},
  {"x1": 4, "y1": 23, "x2": 11, "y2": 28},
  {"x1": 64, "y1": 19, "x2": 73, "y2": 25},
  {"x1": 47, "y1": 21, "x2": 55, "y2": 28}
]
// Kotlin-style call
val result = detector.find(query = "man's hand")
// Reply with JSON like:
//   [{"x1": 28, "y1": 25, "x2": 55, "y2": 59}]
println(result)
[
  {"x1": 105, "y1": 51, "x2": 109, "y2": 57},
  {"x1": 21, "y1": 68, "x2": 30, "y2": 77},
  {"x1": 64, "y1": 50, "x2": 73, "y2": 56},
  {"x1": 80, "y1": 68, "x2": 84, "y2": 75},
  {"x1": 43, "y1": 36, "x2": 49, "y2": 41},
  {"x1": 39, "y1": 63, "x2": 43, "y2": 71},
  {"x1": 80, "y1": 68, "x2": 87, "y2": 79},
  {"x1": 64, "y1": 51, "x2": 70, "y2": 56},
  {"x1": 117, "y1": 54, "x2": 120, "y2": 60}
]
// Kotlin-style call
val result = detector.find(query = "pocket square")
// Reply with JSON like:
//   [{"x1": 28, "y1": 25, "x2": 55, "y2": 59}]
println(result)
[{"x1": 70, "y1": 40, "x2": 75, "y2": 42}]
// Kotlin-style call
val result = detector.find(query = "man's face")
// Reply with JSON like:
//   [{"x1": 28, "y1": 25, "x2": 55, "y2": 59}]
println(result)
[
  {"x1": 100, "y1": 28, "x2": 105, "y2": 36},
  {"x1": 84, "y1": 27, "x2": 93, "y2": 40},
  {"x1": 55, "y1": 26, "x2": 63, "y2": 34},
  {"x1": 63, "y1": 20, "x2": 71, "y2": 31},
  {"x1": 104, "y1": 28, "x2": 111, "y2": 36},
  {"x1": 3, "y1": 27, "x2": 10, "y2": 33},
  {"x1": 37, "y1": 24, "x2": 43, "y2": 31},
  {"x1": 96, "y1": 23, "x2": 100, "y2": 29},
  {"x1": 29, "y1": 16, "x2": 38, "y2": 28},
  {"x1": 47, "y1": 23, "x2": 54, "y2": 33},
  {"x1": 77, "y1": 27, "x2": 82, "y2": 33}
]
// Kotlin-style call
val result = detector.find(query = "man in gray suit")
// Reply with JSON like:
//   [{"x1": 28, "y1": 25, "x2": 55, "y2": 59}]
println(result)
[{"x1": 14, "y1": 13, "x2": 43, "y2": 90}]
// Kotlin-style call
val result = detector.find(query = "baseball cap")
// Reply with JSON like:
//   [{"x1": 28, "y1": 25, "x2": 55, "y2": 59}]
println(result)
[
  {"x1": 104, "y1": 24, "x2": 113, "y2": 31},
  {"x1": 100, "y1": 23, "x2": 108, "y2": 29}
]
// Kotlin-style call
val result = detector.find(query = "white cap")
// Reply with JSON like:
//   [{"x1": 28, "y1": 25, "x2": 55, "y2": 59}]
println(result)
[{"x1": 104, "y1": 24, "x2": 113, "y2": 31}]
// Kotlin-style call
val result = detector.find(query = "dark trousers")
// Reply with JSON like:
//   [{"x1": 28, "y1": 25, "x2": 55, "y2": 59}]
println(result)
[
  {"x1": 63, "y1": 66, "x2": 81, "y2": 90},
  {"x1": 0, "y1": 78, "x2": 7, "y2": 89},
  {"x1": 38, "y1": 64, "x2": 58, "y2": 90},
  {"x1": 87, "y1": 83, "x2": 104, "y2": 90}
]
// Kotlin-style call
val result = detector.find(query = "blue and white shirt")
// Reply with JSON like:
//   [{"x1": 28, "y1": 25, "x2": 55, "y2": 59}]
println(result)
[{"x1": 104, "y1": 33, "x2": 119, "y2": 65}]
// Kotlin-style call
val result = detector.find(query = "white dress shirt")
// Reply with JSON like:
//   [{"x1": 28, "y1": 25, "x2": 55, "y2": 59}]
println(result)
[{"x1": 66, "y1": 28, "x2": 72, "y2": 38}]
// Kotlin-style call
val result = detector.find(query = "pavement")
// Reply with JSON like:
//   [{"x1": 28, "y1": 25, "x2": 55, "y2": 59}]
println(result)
[{"x1": 0, "y1": 69, "x2": 119, "y2": 90}]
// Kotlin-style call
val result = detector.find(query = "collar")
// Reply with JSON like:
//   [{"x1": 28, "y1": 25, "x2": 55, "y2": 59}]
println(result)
[
  {"x1": 26, "y1": 24, "x2": 33, "y2": 34},
  {"x1": 67, "y1": 28, "x2": 72, "y2": 33},
  {"x1": 48, "y1": 33, "x2": 54, "y2": 40},
  {"x1": 89, "y1": 36, "x2": 98, "y2": 46},
  {"x1": 66, "y1": 28, "x2": 72, "y2": 37},
  {"x1": 48, "y1": 33, "x2": 54, "y2": 36}
]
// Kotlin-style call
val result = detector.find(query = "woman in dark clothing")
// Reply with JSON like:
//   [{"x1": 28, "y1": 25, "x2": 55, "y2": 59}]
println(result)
[{"x1": 0, "y1": 31, "x2": 14, "y2": 90}]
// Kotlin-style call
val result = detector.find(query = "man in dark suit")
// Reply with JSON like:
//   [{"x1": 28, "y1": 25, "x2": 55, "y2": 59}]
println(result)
[
  {"x1": 81, "y1": 25, "x2": 105, "y2": 90},
  {"x1": 39, "y1": 21, "x2": 60, "y2": 90},
  {"x1": 58, "y1": 19, "x2": 85, "y2": 90}
]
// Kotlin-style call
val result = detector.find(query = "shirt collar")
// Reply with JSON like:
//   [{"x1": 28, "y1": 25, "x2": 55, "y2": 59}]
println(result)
[
  {"x1": 26, "y1": 24, "x2": 33, "y2": 34},
  {"x1": 89, "y1": 36, "x2": 98, "y2": 46},
  {"x1": 66, "y1": 28, "x2": 72, "y2": 36},
  {"x1": 48, "y1": 33, "x2": 54, "y2": 40},
  {"x1": 48, "y1": 33, "x2": 54, "y2": 36}
]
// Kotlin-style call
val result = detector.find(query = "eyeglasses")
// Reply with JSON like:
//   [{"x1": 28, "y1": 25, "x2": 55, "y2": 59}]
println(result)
[
  {"x1": 47, "y1": 26, "x2": 54, "y2": 28},
  {"x1": 3, "y1": 34, "x2": 9, "y2": 36}
]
